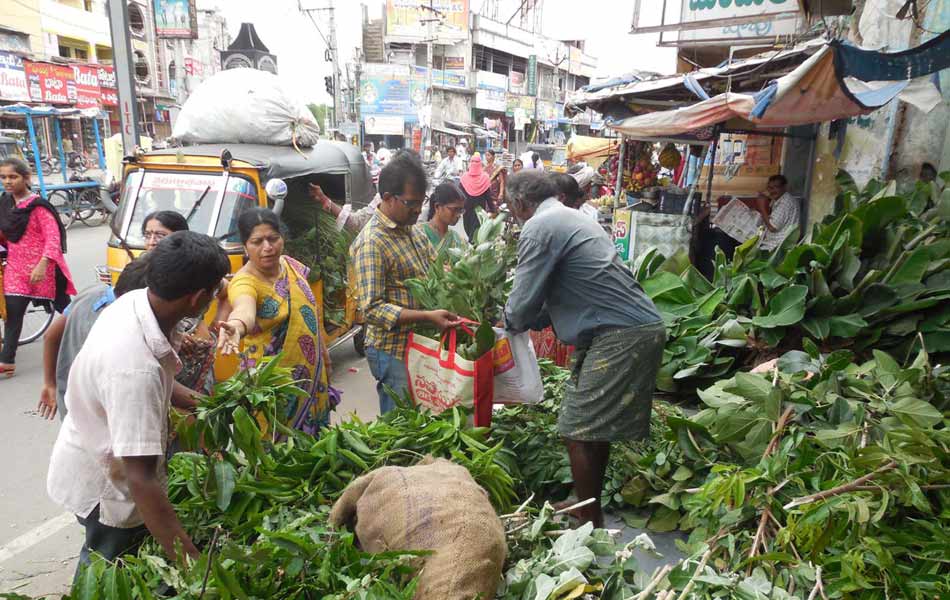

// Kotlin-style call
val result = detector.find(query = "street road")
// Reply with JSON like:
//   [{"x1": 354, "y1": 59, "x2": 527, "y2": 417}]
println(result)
[{"x1": 0, "y1": 224, "x2": 379, "y2": 597}]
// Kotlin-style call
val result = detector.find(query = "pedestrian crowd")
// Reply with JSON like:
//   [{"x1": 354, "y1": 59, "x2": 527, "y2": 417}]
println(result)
[{"x1": 0, "y1": 147, "x2": 659, "y2": 575}]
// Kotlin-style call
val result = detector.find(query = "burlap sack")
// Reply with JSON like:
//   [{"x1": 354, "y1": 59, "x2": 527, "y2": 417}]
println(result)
[{"x1": 329, "y1": 456, "x2": 506, "y2": 600}]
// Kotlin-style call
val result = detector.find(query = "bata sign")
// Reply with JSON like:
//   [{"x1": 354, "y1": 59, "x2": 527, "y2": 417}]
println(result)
[
  {"x1": 72, "y1": 64, "x2": 101, "y2": 109},
  {"x1": 26, "y1": 62, "x2": 75, "y2": 104},
  {"x1": 0, "y1": 52, "x2": 30, "y2": 102}
]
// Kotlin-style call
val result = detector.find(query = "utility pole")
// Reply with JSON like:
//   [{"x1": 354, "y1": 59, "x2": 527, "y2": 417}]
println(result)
[
  {"x1": 327, "y1": 0, "x2": 342, "y2": 129},
  {"x1": 300, "y1": 1, "x2": 343, "y2": 130},
  {"x1": 420, "y1": 1, "x2": 443, "y2": 155},
  {"x1": 107, "y1": 0, "x2": 140, "y2": 153}
]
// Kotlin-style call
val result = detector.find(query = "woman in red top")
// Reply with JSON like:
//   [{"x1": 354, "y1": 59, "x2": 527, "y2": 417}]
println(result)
[{"x1": 0, "y1": 157, "x2": 76, "y2": 376}]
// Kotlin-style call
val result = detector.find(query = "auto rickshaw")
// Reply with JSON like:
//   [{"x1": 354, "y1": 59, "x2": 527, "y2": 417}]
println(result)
[
  {"x1": 104, "y1": 141, "x2": 373, "y2": 377},
  {"x1": 526, "y1": 143, "x2": 568, "y2": 173}
]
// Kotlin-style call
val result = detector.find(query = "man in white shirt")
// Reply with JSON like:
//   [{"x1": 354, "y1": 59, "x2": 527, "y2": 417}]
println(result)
[
  {"x1": 434, "y1": 146, "x2": 464, "y2": 183},
  {"x1": 48, "y1": 231, "x2": 230, "y2": 577},
  {"x1": 756, "y1": 174, "x2": 800, "y2": 251},
  {"x1": 376, "y1": 142, "x2": 392, "y2": 166}
]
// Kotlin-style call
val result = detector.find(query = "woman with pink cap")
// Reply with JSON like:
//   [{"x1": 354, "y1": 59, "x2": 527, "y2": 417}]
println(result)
[{"x1": 458, "y1": 153, "x2": 494, "y2": 240}]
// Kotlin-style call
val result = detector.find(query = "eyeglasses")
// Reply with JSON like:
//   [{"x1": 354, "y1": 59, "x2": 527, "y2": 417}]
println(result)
[
  {"x1": 444, "y1": 205, "x2": 466, "y2": 215},
  {"x1": 394, "y1": 194, "x2": 424, "y2": 210},
  {"x1": 143, "y1": 230, "x2": 168, "y2": 242}
]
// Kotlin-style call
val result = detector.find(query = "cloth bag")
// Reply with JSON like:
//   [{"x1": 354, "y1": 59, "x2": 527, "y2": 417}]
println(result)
[
  {"x1": 492, "y1": 328, "x2": 543, "y2": 405},
  {"x1": 406, "y1": 327, "x2": 493, "y2": 427},
  {"x1": 329, "y1": 456, "x2": 507, "y2": 600}
]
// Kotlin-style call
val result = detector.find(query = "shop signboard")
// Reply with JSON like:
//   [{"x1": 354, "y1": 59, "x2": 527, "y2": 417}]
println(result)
[
  {"x1": 97, "y1": 65, "x2": 118, "y2": 107},
  {"x1": 676, "y1": 0, "x2": 800, "y2": 44},
  {"x1": 612, "y1": 208, "x2": 633, "y2": 260},
  {"x1": 71, "y1": 64, "x2": 101, "y2": 109},
  {"x1": 509, "y1": 71, "x2": 525, "y2": 95},
  {"x1": 153, "y1": 0, "x2": 198, "y2": 38},
  {"x1": 386, "y1": 0, "x2": 469, "y2": 42},
  {"x1": 444, "y1": 56, "x2": 465, "y2": 70},
  {"x1": 475, "y1": 70, "x2": 507, "y2": 113},
  {"x1": 505, "y1": 94, "x2": 535, "y2": 118},
  {"x1": 361, "y1": 63, "x2": 415, "y2": 120},
  {"x1": 25, "y1": 61, "x2": 75, "y2": 104},
  {"x1": 568, "y1": 45, "x2": 583, "y2": 75},
  {"x1": 536, "y1": 99, "x2": 557, "y2": 124},
  {"x1": 413, "y1": 65, "x2": 468, "y2": 90},
  {"x1": 364, "y1": 115, "x2": 405, "y2": 136},
  {"x1": 0, "y1": 51, "x2": 30, "y2": 102},
  {"x1": 526, "y1": 55, "x2": 538, "y2": 96}
]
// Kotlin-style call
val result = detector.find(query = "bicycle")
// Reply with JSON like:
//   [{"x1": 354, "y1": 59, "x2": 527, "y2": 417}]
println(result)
[
  {"x1": 0, "y1": 256, "x2": 56, "y2": 347},
  {"x1": 47, "y1": 181, "x2": 109, "y2": 229}
]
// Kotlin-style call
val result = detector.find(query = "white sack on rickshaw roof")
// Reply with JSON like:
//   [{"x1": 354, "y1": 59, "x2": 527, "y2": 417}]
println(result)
[{"x1": 172, "y1": 68, "x2": 320, "y2": 147}]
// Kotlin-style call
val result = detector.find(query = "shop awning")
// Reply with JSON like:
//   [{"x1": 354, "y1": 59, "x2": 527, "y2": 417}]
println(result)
[
  {"x1": 566, "y1": 41, "x2": 824, "y2": 119},
  {"x1": 0, "y1": 103, "x2": 105, "y2": 119},
  {"x1": 432, "y1": 125, "x2": 472, "y2": 137},
  {"x1": 566, "y1": 135, "x2": 620, "y2": 165},
  {"x1": 606, "y1": 32, "x2": 950, "y2": 138}
]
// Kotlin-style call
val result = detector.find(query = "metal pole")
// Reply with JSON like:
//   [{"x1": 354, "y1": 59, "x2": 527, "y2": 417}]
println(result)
[
  {"x1": 93, "y1": 117, "x2": 106, "y2": 169},
  {"x1": 424, "y1": 0, "x2": 434, "y2": 153},
  {"x1": 328, "y1": 0, "x2": 342, "y2": 129},
  {"x1": 705, "y1": 128, "x2": 720, "y2": 206},
  {"x1": 175, "y1": 39, "x2": 187, "y2": 105},
  {"x1": 107, "y1": 0, "x2": 141, "y2": 154},
  {"x1": 614, "y1": 136, "x2": 625, "y2": 206},
  {"x1": 54, "y1": 118, "x2": 68, "y2": 182},
  {"x1": 355, "y1": 61, "x2": 363, "y2": 147},
  {"x1": 26, "y1": 114, "x2": 46, "y2": 198}
]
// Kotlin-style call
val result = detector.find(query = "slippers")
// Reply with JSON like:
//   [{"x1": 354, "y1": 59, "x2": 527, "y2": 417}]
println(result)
[{"x1": 0, "y1": 364, "x2": 15, "y2": 379}]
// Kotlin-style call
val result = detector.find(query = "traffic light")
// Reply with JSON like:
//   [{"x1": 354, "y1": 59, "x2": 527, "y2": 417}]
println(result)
[{"x1": 324, "y1": 76, "x2": 334, "y2": 96}]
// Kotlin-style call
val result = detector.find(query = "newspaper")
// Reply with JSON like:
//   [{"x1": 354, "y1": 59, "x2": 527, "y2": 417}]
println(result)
[{"x1": 713, "y1": 198, "x2": 763, "y2": 243}]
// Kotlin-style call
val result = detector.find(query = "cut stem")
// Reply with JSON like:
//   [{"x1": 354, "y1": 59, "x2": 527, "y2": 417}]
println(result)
[{"x1": 783, "y1": 461, "x2": 898, "y2": 510}]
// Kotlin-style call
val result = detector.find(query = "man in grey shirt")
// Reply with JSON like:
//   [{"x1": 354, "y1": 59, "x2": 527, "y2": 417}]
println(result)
[{"x1": 504, "y1": 170, "x2": 666, "y2": 528}]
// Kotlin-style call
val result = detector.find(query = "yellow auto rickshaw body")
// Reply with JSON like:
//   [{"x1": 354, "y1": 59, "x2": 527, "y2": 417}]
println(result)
[{"x1": 105, "y1": 142, "x2": 375, "y2": 379}]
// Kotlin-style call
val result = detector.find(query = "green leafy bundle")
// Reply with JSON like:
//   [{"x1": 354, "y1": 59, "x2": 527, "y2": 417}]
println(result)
[
  {"x1": 637, "y1": 174, "x2": 950, "y2": 393},
  {"x1": 283, "y1": 209, "x2": 355, "y2": 325},
  {"x1": 617, "y1": 348, "x2": 950, "y2": 598},
  {"x1": 405, "y1": 211, "x2": 516, "y2": 360}
]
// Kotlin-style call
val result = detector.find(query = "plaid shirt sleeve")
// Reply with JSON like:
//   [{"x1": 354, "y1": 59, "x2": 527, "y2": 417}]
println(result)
[{"x1": 352, "y1": 233, "x2": 402, "y2": 331}]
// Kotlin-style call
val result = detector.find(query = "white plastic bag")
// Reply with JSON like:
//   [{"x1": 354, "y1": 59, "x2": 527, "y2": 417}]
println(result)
[
  {"x1": 172, "y1": 68, "x2": 320, "y2": 147},
  {"x1": 492, "y1": 329, "x2": 543, "y2": 405}
]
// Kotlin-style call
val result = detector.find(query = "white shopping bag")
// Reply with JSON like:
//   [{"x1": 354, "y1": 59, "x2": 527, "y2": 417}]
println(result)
[
  {"x1": 406, "y1": 328, "x2": 494, "y2": 426},
  {"x1": 491, "y1": 329, "x2": 543, "y2": 405}
]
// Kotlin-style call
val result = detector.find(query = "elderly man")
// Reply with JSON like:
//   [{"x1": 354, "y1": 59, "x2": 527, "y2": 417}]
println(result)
[
  {"x1": 754, "y1": 174, "x2": 799, "y2": 251},
  {"x1": 503, "y1": 170, "x2": 666, "y2": 528}
]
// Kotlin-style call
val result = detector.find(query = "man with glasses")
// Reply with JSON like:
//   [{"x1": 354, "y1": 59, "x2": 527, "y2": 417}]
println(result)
[{"x1": 351, "y1": 151, "x2": 461, "y2": 413}]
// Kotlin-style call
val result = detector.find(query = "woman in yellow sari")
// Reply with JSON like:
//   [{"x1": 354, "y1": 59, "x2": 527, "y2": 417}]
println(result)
[{"x1": 217, "y1": 208, "x2": 337, "y2": 434}]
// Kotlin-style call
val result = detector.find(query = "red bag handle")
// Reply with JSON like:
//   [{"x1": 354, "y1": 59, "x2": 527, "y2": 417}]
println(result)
[{"x1": 439, "y1": 318, "x2": 480, "y2": 369}]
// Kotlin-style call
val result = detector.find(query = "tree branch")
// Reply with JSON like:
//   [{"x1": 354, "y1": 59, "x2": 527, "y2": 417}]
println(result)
[{"x1": 783, "y1": 461, "x2": 899, "y2": 510}]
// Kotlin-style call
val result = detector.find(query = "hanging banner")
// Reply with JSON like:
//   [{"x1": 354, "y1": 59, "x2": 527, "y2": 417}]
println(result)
[
  {"x1": 536, "y1": 99, "x2": 557, "y2": 124},
  {"x1": 97, "y1": 65, "x2": 118, "y2": 106},
  {"x1": 527, "y1": 55, "x2": 538, "y2": 96},
  {"x1": 364, "y1": 115, "x2": 405, "y2": 136},
  {"x1": 385, "y1": 0, "x2": 469, "y2": 42},
  {"x1": 361, "y1": 63, "x2": 414, "y2": 119},
  {"x1": 444, "y1": 56, "x2": 465, "y2": 70},
  {"x1": 412, "y1": 65, "x2": 468, "y2": 91},
  {"x1": 25, "y1": 61, "x2": 75, "y2": 104},
  {"x1": 505, "y1": 94, "x2": 535, "y2": 117},
  {"x1": 153, "y1": 0, "x2": 198, "y2": 38},
  {"x1": 509, "y1": 71, "x2": 526, "y2": 95},
  {"x1": 71, "y1": 64, "x2": 101, "y2": 109},
  {"x1": 0, "y1": 51, "x2": 30, "y2": 102},
  {"x1": 475, "y1": 71, "x2": 507, "y2": 113}
]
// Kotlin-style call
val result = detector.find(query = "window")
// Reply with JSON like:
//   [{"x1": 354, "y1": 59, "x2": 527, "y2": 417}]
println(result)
[
  {"x1": 133, "y1": 50, "x2": 150, "y2": 85},
  {"x1": 128, "y1": 3, "x2": 146, "y2": 37},
  {"x1": 474, "y1": 46, "x2": 490, "y2": 72}
]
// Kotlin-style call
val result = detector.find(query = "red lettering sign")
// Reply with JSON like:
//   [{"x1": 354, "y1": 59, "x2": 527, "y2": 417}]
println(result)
[
  {"x1": 24, "y1": 61, "x2": 75, "y2": 104},
  {"x1": 97, "y1": 65, "x2": 117, "y2": 107},
  {"x1": 72, "y1": 64, "x2": 101, "y2": 109}
]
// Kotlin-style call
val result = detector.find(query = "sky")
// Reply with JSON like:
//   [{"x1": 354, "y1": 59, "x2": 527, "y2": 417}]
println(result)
[{"x1": 212, "y1": 0, "x2": 677, "y2": 105}]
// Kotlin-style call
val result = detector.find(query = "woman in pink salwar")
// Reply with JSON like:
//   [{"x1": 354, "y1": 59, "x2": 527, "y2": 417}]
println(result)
[{"x1": 0, "y1": 158, "x2": 76, "y2": 377}]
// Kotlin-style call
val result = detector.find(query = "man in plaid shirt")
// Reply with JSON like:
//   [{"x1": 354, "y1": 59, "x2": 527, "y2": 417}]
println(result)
[{"x1": 351, "y1": 151, "x2": 461, "y2": 413}]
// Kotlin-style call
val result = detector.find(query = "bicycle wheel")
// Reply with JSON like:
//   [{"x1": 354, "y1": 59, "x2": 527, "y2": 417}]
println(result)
[
  {"x1": 47, "y1": 189, "x2": 76, "y2": 229},
  {"x1": 75, "y1": 188, "x2": 104, "y2": 226},
  {"x1": 17, "y1": 299, "x2": 55, "y2": 346}
]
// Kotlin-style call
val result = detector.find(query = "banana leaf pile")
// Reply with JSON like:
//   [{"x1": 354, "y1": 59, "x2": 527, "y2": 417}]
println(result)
[{"x1": 637, "y1": 174, "x2": 950, "y2": 393}]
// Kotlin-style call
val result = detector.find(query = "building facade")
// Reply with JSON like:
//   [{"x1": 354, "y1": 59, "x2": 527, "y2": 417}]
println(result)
[
  {"x1": 0, "y1": 0, "x2": 227, "y2": 152},
  {"x1": 356, "y1": 1, "x2": 597, "y2": 156}
]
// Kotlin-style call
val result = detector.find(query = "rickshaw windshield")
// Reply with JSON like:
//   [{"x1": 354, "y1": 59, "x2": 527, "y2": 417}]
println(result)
[{"x1": 115, "y1": 170, "x2": 258, "y2": 248}]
